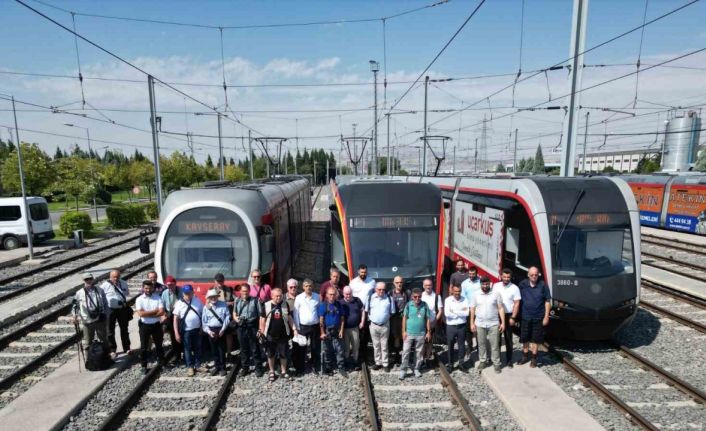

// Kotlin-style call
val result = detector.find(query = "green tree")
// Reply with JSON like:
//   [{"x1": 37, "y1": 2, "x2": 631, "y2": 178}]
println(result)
[
  {"x1": 161, "y1": 151, "x2": 203, "y2": 191},
  {"x1": 634, "y1": 154, "x2": 661, "y2": 174},
  {"x1": 695, "y1": 147, "x2": 706, "y2": 171},
  {"x1": 532, "y1": 145, "x2": 545, "y2": 174},
  {"x1": 128, "y1": 159, "x2": 155, "y2": 200},
  {"x1": 1, "y1": 143, "x2": 55, "y2": 196},
  {"x1": 495, "y1": 163, "x2": 506, "y2": 172},
  {"x1": 55, "y1": 156, "x2": 94, "y2": 210},
  {"x1": 224, "y1": 164, "x2": 248, "y2": 182}
]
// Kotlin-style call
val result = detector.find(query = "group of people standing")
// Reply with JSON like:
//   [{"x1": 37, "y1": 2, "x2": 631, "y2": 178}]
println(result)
[{"x1": 72, "y1": 260, "x2": 550, "y2": 381}]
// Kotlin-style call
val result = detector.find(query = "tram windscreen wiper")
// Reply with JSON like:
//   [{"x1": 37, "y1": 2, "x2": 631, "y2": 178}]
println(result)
[{"x1": 554, "y1": 189, "x2": 585, "y2": 246}]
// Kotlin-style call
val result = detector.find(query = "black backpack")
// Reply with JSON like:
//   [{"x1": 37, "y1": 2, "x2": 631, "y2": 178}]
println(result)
[{"x1": 85, "y1": 340, "x2": 112, "y2": 371}]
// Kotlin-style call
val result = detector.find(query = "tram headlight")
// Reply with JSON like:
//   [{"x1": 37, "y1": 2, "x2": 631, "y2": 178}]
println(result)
[{"x1": 552, "y1": 300, "x2": 568, "y2": 309}]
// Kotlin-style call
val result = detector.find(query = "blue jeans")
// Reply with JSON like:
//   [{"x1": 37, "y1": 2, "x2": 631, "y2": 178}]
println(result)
[
  {"x1": 182, "y1": 328, "x2": 202, "y2": 369},
  {"x1": 322, "y1": 327, "x2": 345, "y2": 370}
]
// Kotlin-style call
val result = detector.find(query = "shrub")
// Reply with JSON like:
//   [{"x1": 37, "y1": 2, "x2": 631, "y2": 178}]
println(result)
[
  {"x1": 59, "y1": 211, "x2": 93, "y2": 237},
  {"x1": 106, "y1": 204, "x2": 147, "y2": 228},
  {"x1": 144, "y1": 201, "x2": 159, "y2": 220}
]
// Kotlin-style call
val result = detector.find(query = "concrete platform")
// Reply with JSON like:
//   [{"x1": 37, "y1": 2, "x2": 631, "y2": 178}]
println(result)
[
  {"x1": 312, "y1": 186, "x2": 332, "y2": 222},
  {"x1": 0, "y1": 312, "x2": 142, "y2": 431},
  {"x1": 0, "y1": 243, "x2": 61, "y2": 269},
  {"x1": 483, "y1": 352, "x2": 604, "y2": 431},
  {"x1": 641, "y1": 226, "x2": 706, "y2": 247},
  {"x1": 642, "y1": 264, "x2": 706, "y2": 301},
  {"x1": 0, "y1": 249, "x2": 149, "y2": 328}
]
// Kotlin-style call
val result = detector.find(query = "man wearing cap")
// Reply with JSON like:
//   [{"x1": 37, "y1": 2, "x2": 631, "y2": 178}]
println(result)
[
  {"x1": 233, "y1": 283, "x2": 264, "y2": 377},
  {"x1": 214, "y1": 273, "x2": 237, "y2": 364},
  {"x1": 161, "y1": 275, "x2": 181, "y2": 365},
  {"x1": 72, "y1": 273, "x2": 110, "y2": 350},
  {"x1": 202, "y1": 288, "x2": 231, "y2": 376},
  {"x1": 136, "y1": 280, "x2": 165, "y2": 374},
  {"x1": 173, "y1": 284, "x2": 205, "y2": 376},
  {"x1": 100, "y1": 269, "x2": 132, "y2": 359}
]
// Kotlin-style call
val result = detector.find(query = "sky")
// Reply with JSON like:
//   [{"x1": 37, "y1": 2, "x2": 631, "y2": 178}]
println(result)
[{"x1": 1, "y1": 0, "x2": 705, "y2": 172}]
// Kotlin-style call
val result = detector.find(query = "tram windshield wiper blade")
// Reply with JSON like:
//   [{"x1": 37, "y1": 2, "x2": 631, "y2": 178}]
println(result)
[{"x1": 554, "y1": 189, "x2": 586, "y2": 246}]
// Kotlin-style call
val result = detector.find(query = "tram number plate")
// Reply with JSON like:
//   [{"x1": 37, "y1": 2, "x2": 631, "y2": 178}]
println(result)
[{"x1": 556, "y1": 279, "x2": 578, "y2": 286}]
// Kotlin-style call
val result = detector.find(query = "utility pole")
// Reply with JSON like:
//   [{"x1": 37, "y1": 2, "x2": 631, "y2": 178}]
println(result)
[
  {"x1": 513, "y1": 128, "x2": 519, "y2": 173},
  {"x1": 217, "y1": 112, "x2": 224, "y2": 180},
  {"x1": 452, "y1": 145, "x2": 456, "y2": 175},
  {"x1": 474, "y1": 138, "x2": 478, "y2": 173},
  {"x1": 370, "y1": 60, "x2": 380, "y2": 175},
  {"x1": 11, "y1": 96, "x2": 34, "y2": 260},
  {"x1": 248, "y1": 129, "x2": 253, "y2": 180},
  {"x1": 326, "y1": 158, "x2": 329, "y2": 185},
  {"x1": 560, "y1": 0, "x2": 589, "y2": 177},
  {"x1": 147, "y1": 75, "x2": 163, "y2": 210},
  {"x1": 422, "y1": 75, "x2": 429, "y2": 176},
  {"x1": 582, "y1": 112, "x2": 589, "y2": 173},
  {"x1": 386, "y1": 113, "x2": 391, "y2": 176}
]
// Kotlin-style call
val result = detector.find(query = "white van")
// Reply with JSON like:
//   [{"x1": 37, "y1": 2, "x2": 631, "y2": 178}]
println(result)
[{"x1": 0, "y1": 197, "x2": 55, "y2": 250}]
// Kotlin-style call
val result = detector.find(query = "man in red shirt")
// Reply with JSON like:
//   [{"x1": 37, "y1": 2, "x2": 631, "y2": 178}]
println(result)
[{"x1": 319, "y1": 268, "x2": 342, "y2": 299}]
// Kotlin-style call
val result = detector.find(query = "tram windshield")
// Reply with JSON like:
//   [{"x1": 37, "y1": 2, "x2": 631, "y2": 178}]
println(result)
[
  {"x1": 348, "y1": 215, "x2": 438, "y2": 280},
  {"x1": 553, "y1": 225, "x2": 634, "y2": 278},
  {"x1": 163, "y1": 207, "x2": 252, "y2": 282}
]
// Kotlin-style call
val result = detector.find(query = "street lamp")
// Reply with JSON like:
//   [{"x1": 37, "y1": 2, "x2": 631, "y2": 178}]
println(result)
[
  {"x1": 64, "y1": 123, "x2": 100, "y2": 222},
  {"x1": 194, "y1": 112, "x2": 225, "y2": 180},
  {"x1": 369, "y1": 60, "x2": 380, "y2": 175}
]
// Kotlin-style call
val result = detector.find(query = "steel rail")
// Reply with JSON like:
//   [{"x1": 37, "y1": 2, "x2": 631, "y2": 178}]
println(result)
[
  {"x1": 641, "y1": 235, "x2": 706, "y2": 257},
  {"x1": 199, "y1": 365, "x2": 239, "y2": 431},
  {"x1": 641, "y1": 280, "x2": 706, "y2": 310},
  {"x1": 0, "y1": 234, "x2": 155, "y2": 303},
  {"x1": 639, "y1": 300, "x2": 706, "y2": 334},
  {"x1": 0, "y1": 229, "x2": 145, "y2": 285},
  {"x1": 641, "y1": 252, "x2": 706, "y2": 283},
  {"x1": 436, "y1": 353, "x2": 483, "y2": 431},
  {"x1": 616, "y1": 344, "x2": 706, "y2": 404},
  {"x1": 311, "y1": 185, "x2": 324, "y2": 209},
  {"x1": 0, "y1": 335, "x2": 77, "y2": 390},
  {"x1": 360, "y1": 362, "x2": 381, "y2": 431},
  {"x1": 546, "y1": 344, "x2": 659, "y2": 431}
]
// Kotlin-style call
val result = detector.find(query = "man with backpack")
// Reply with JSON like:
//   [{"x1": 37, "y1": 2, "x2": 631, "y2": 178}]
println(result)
[
  {"x1": 136, "y1": 280, "x2": 165, "y2": 374},
  {"x1": 399, "y1": 288, "x2": 432, "y2": 380},
  {"x1": 101, "y1": 269, "x2": 132, "y2": 360},
  {"x1": 366, "y1": 281, "x2": 396, "y2": 372},
  {"x1": 233, "y1": 283, "x2": 264, "y2": 377},
  {"x1": 72, "y1": 272, "x2": 110, "y2": 351},
  {"x1": 318, "y1": 287, "x2": 348, "y2": 377},
  {"x1": 420, "y1": 278, "x2": 443, "y2": 367},
  {"x1": 202, "y1": 288, "x2": 231, "y2": 376},
  {"x1": 173, "y1": 284, "x2": 205, "y2": 377}
]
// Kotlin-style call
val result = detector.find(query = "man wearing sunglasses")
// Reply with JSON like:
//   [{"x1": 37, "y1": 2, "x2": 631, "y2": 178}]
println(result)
[{"x1": 249, "y1": 269, "x2": 272, "y2": 303}]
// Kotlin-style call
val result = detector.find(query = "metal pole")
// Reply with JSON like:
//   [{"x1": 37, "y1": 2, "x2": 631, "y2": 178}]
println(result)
[
  {"x1": 474, "y1": 138, "x2": 478, "y2": 173},
  {"x1": 452, "y1": 145, "x2": 456, "y2": 175},
  {"x1": 423, "y1": 76, "x2": 429, "y2": 176},
  {"x1": 326, "y1": 159, "x2": 329, "y2": 185},
  {"x1": 147, "y1": 75, "x2": 163, "y2": 209},
  {"x1": 513, "y1": 129, "x2": 518, "y2": 173},
  {"x1": 373, "y1": 69, "x2": 379, "y2": 175},
  {"x1": 217, "y1": 113, "x2": 224, "y2": 180},
  {"x1": 86, "y1": 129, "x2": 99, "y2": 222},
  {"x1": 560, "y1": 0, "x2": 589, "y2": 177},
  {"x1": 418, "y1": 147, "x2": 421, "y2": 176},
  {"x1": 248, "y1": 130, "x2": 254, "y2": 180},
  {"x1": 11, "y1": 97, "x2": 34, "y2": 260},
  {"x1": 386, "y1": 113, "x2": 391, "y2": 176},
  {"x1": 582, "y1": 112, "x2": 589, "y2": 173},
  {"x1": 266, "y1": 154, "x2": 270, "y2": 178}
]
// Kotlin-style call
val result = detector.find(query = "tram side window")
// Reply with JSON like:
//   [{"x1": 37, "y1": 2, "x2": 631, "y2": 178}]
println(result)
[{"x1": 330, "y1": 215, "x2": 346, "y2": 272}]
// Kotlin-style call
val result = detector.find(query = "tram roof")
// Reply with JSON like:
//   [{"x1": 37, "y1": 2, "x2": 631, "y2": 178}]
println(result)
[{"x1": 336, "y1": 178, "x2": 441, "y2": 216}]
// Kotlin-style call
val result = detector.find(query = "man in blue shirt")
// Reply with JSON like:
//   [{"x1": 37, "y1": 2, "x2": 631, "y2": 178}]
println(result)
[
  {"x1": 319, "y1": 287, "x2": 348, "y2": 377},
  {"x1": 517, "y1": 266, "x2": 551, "y2": 368},
  {"x1": 366, "y1": 281, "x2": 396, "y2": 371}
]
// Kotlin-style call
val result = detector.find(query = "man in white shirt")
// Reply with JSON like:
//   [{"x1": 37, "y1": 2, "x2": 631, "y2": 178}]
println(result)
[
  {"x1": 293, "y1": 278, "x2": 321, "y2": 374},
  {"x1": 135, "y1": 280, "x2": 165, "y2": 374},
  {"x1": 470, "y1": 276, "x2": 505, "y2": 373},
  {"x1": 349, "y1": 264, "x2": 375, "y2": 365},
  {"x1": 420, "y1": 278, "x2": 442, "y2": 366},
  {"x1": 100, "y1": 269, "x2": 132, "y2": 359},
  {"x1": 444, "y1": 284, "x2": 470, "y2": 371},
  {"x1": 173, "y1": 284, "x2": 205, "y2": 376},
  {"x1": 493, "y1": 268, "x2": 521, "y2": 367},
  {"x1": 366, "y1": 282, "x2": 396, "y2": 371}
]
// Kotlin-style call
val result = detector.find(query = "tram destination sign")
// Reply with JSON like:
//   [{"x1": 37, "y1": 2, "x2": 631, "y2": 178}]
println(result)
[
  {"x1": 351, "y1": 215, "x2": 436, "y2": 229},
  {"x1": 178, "y1": 221, "x2": 238, "y2": 234},
  {"x1": 549, "y1": 213, "x2": 613, "y2": 226}
]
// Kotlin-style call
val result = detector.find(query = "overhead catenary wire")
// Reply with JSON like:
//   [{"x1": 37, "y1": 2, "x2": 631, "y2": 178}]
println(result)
[
  {"x1": 632, "y1": 0, "x2": 650, "y2": 109},
  {"x1": 69, "y1": 12, "x2": 85, "y2": 108}
]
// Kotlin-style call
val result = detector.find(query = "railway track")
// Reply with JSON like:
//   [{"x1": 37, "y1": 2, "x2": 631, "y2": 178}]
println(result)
[
  {"x1": 548, "y1": 342, "x2": 706, "y2": 431},
  {"x1": 0, "y1": 260, "x2": 154, "y2": 407},
  {"x1": 639, "y1": 281, "x2": 706, "y2": 334},
  {"x1": 361, "y1": 358, "x2": 482, "y2": 431},
  {"x1": 311, "y1": 184, "x2": 324, "y2": 208},
  {"x1": 0, "y1": 230, "x2": 155, "y2": 304},
  {"x1": 641, "y1": 234, "x2": 706, "y2": 258},
  {"x1": 97, "y1": 352, "x2": 236, "y2": 431}
]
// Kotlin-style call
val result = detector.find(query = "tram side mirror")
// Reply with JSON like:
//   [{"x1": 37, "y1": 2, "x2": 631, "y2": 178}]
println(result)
[
  {"x1": 329, "y1": 204, "x2": 337, "y2": 211},
  {"x1": 138, "y1": 234, "x2": 150, "y2": 254},
  {"x1": 263, "y1": 234, "x2": 275, "y2": 253}
]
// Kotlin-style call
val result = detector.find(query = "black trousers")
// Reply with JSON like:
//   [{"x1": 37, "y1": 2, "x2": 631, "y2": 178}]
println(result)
[
  {"x1": 358, "y1": 320, "x2": 371, "y2": 365},
  {"x1": 139, "y1": 321, "x2": 164, "y2": 367},
  {"x1": 162, "y1": 317, "x2": 182, "y2": 361},
  {"x1": 236, "y1": 324, "x2": 262, "y2": 369},
  {"x1": 296, "y1": 324, "x2": 321, "y2": 372},
  {"x1": 446, "y1": 323, "x2": 466, "y2": 366},
  {"x1": 109, "y1": 306, "x2": 132, "y2": 353},
  {"x1": 500, "y1": 313, "x2": 514, "y2": 362}
]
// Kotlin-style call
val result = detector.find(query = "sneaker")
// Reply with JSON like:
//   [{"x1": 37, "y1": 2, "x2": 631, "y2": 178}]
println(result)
[
  {"x1": 219, "y1": 369, "x2": 227, "y2": 376},
  {"x1": 210, "y1": 367, "x2": 219, "y2": 376},
  {"x1": 186, "y1": 367, "x2": 195, "y2": 377},
  {"x1": 384, "y1": 365, "x2": 391, "y2": 373},
  {"x1": 414, "y1": 369, "x2": 422, "y2": 378},
  {"x1": 518, "y1": 353, "x2": 529, "y2": 365},
  {"x1": 530, "y1": 356, "x2": 537, "y2": 368},
  {"x1": 476, "y1": 362, "x2": 486, "y2": 374},
  {"x1": 255, "y1": 368, "x2": 264, "y2": 378},
  {"x1": 238, "y1": 368, "x2": 248, "y2": 377},
  {"x1": 372, "y1": 364, "x2": 382, "y2": 371},
  {"x1": 339, "y1": 368, "x2": 348, "y2": 378},
  {"x1": 398, "y1": 370, "x2": 406, "y2": 380},
  {"x1": 494, "y1": 366, "x2": 502, "y2": 374}
]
